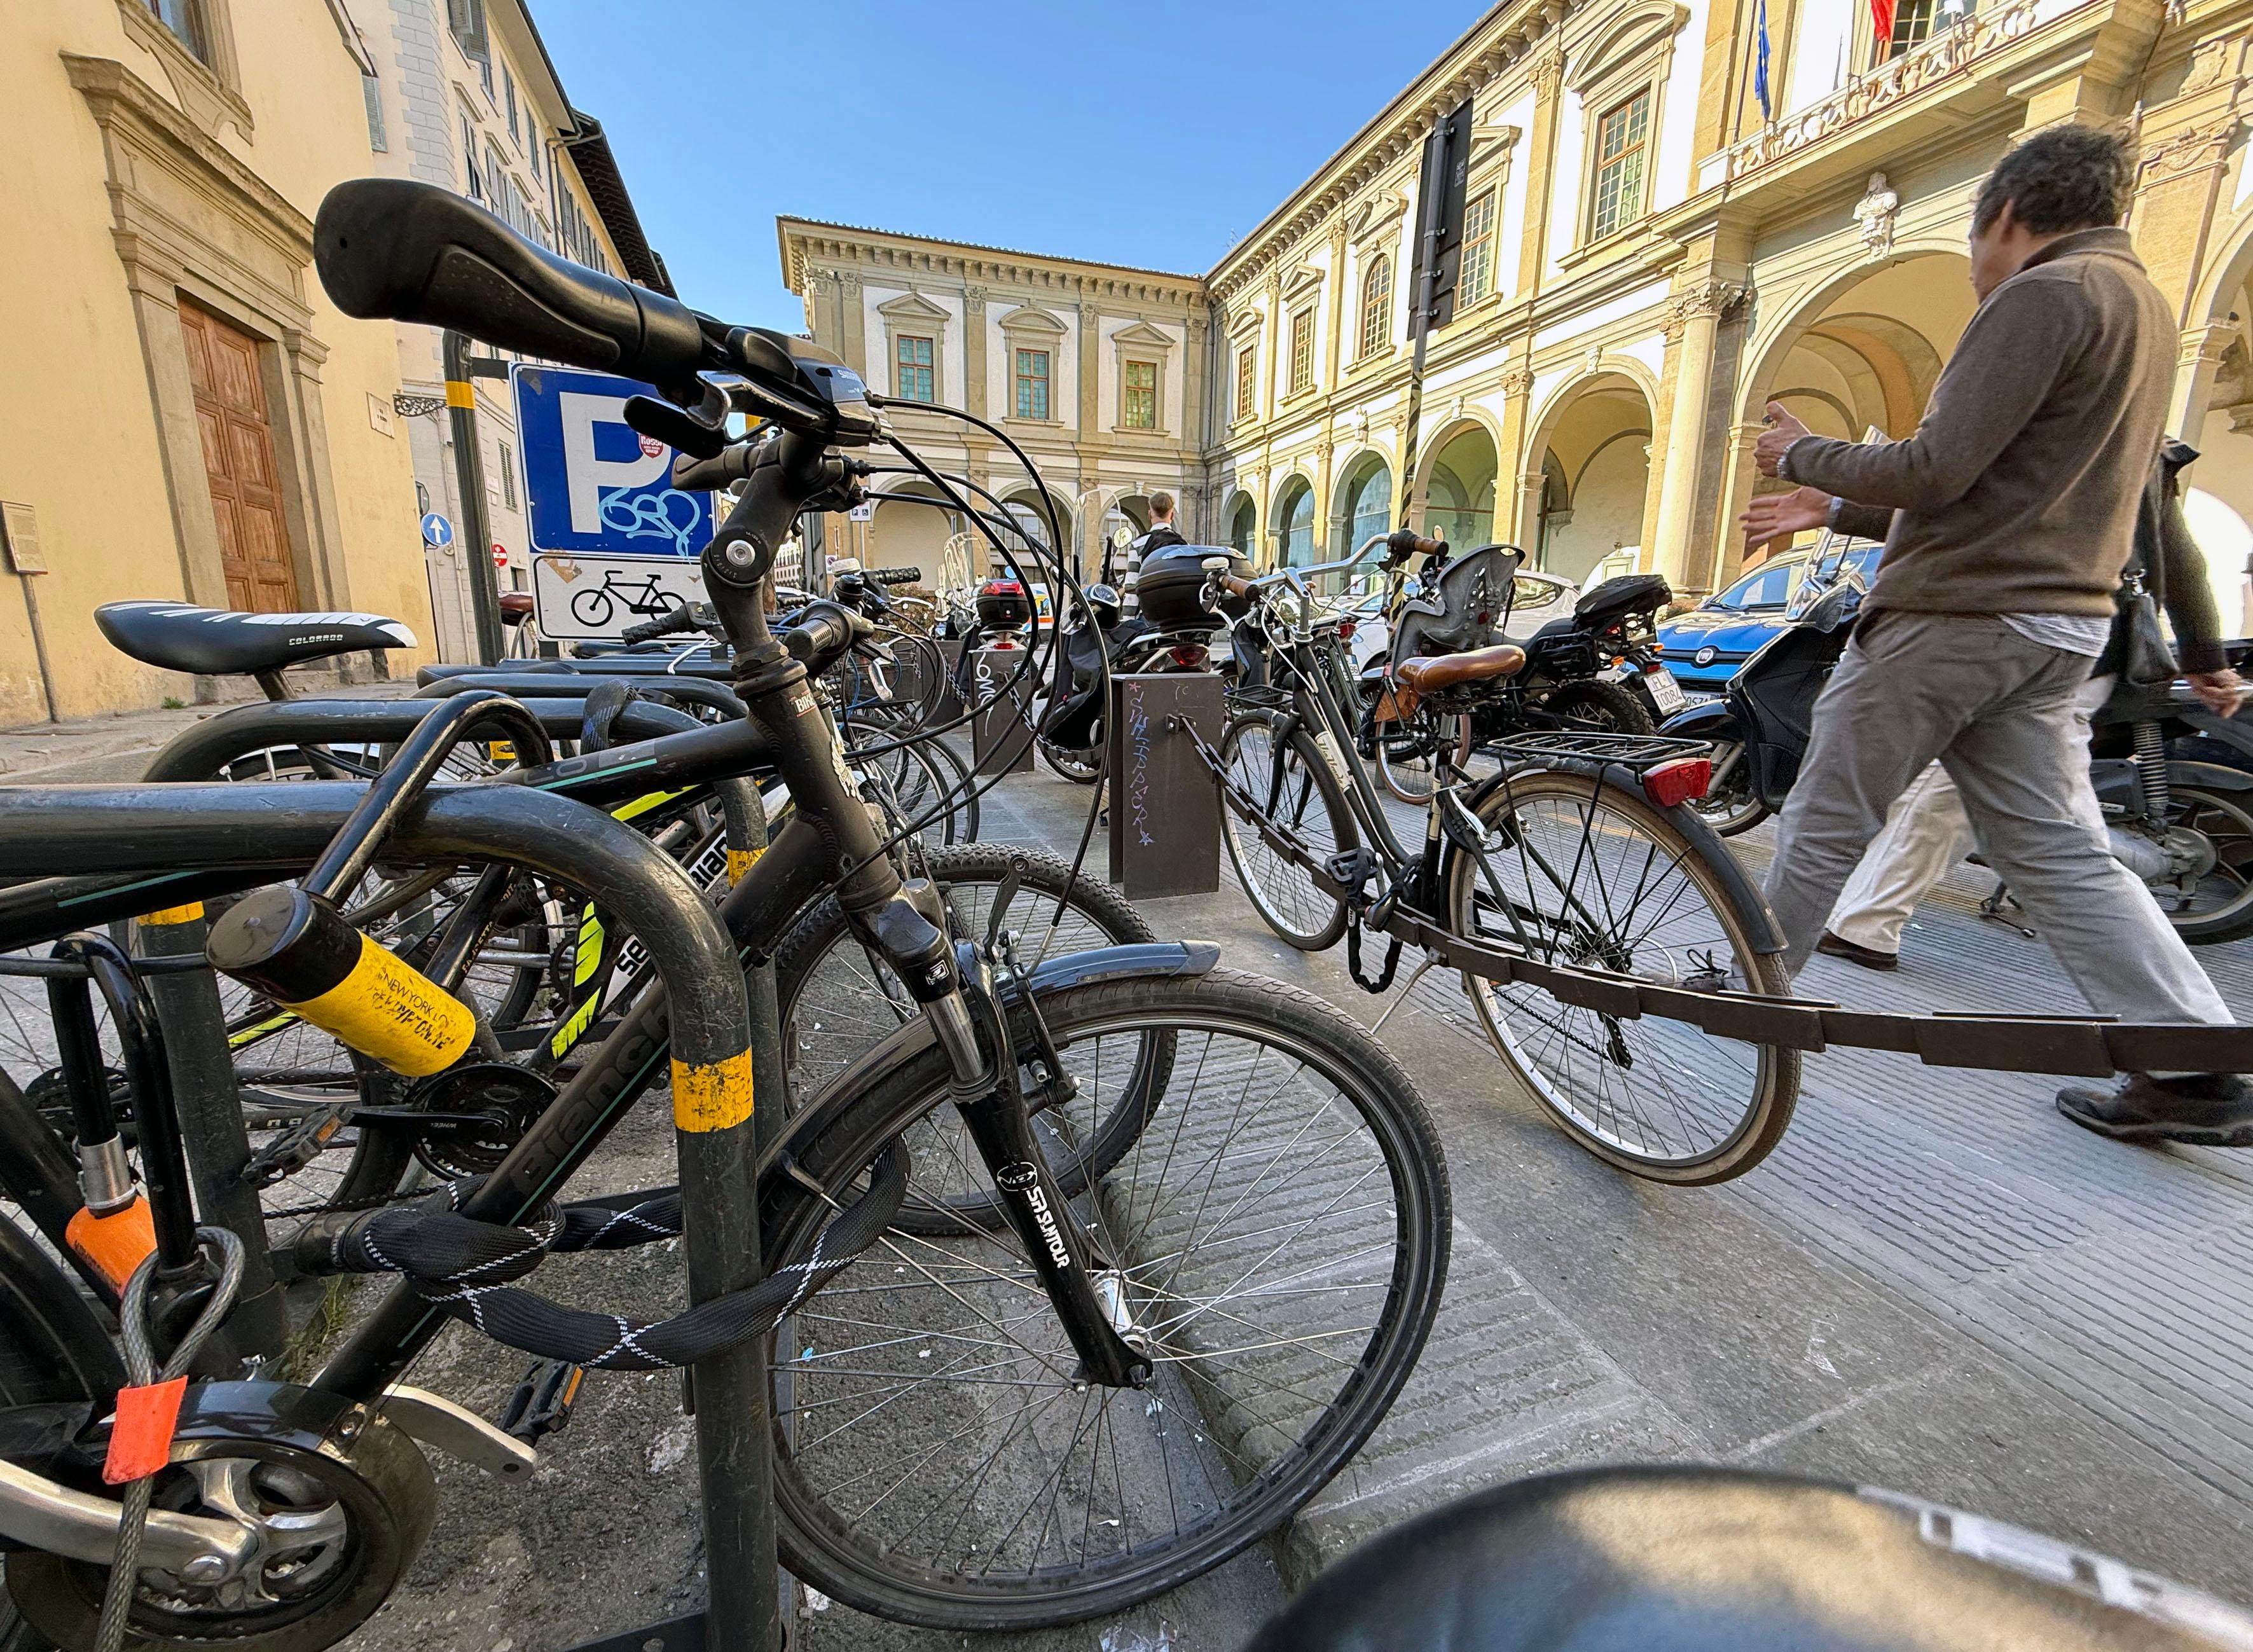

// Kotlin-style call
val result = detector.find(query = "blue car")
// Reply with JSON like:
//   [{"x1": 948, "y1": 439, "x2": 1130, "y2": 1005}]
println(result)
[{"x1": 1658, "y1": 544, "x2": 1882, "y2": 694}]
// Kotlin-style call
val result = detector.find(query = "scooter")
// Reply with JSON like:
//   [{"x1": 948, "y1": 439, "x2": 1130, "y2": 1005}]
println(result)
[{"x1": 1660, "y1": 544, "x2": 2253, "y2": 944}]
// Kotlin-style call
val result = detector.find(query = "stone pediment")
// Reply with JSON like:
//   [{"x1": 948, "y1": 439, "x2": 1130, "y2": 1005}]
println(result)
[
  {"x1": 1567, "y1": 1, "x2": 1689, "y2": 90},
  {"x1": 1111, "y1": 319, "x2": 1175, "y2": 349},
  {"x1": 1349, "y1": 191, "x2": 1409, "y2": 245},
  {"x1": 875, "y1": 288, "x2": 951, "y2": 324},
  {"x1": 1281, "y1": 263, "x2": 1325, "y2": 302},
  {"x1": 998, "y1": 303, "x2": 1068, "y2": 335}
]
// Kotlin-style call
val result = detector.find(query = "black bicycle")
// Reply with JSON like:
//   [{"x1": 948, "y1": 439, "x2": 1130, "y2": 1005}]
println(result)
[
  {"x1": 0, "y1": 177, "x2": 1451, "y2": 1647},
  {"x1": 1213, "y1": 539, "x2": 1801, "y2": 1184}
]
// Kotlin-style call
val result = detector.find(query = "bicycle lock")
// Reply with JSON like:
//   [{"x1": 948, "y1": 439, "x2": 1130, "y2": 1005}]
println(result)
[{"x1": 0, "y1": 753, "x2": 786, "y2": 1652}]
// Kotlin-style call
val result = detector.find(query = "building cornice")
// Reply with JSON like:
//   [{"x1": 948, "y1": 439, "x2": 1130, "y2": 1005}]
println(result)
[
  {"x1": 1206, "y1": 0, "x2": 1587, "y2": 301},
  {"x1": 776, "y1": 218, "x2": 1206, "y2": 309}
]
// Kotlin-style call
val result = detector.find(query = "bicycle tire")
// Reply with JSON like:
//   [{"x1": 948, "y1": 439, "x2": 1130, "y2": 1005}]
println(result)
[
  {"x1": 2157, "y1": 784, "x2": 2253, "y2": 944},
  {"x1": 774, "y1": 843, "x2": 1158, "y2": 1234},
  {"x1": 1447, "y1": 769, "x2": 1798, "y2": 1183},
  {"x1": 1218, "y1": 712, "x2": 1354, "y2": 949},
  {"x1": 762, "y1": 968, "x2": 1450, "y2": 1628}
]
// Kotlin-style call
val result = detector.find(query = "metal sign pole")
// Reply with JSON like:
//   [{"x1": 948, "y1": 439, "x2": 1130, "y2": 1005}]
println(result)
[
  {"x1": 1396, "y1": 100, "x2": 1473, "y2": 537},
  {"x1": 443, "y1": 331, "x2": 504, "y2": 665}
]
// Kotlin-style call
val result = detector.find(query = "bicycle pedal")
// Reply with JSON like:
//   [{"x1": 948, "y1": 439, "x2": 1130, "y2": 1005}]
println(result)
[
  {"x1": 243, "y1": 1107, "x2": 345, "y2": 1186},
  {"x1": 500, "y1": 1359, "x2": 584, "y2": 1443}
]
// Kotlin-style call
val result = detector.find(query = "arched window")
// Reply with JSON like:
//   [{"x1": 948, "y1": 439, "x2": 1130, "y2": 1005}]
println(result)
[
  {"x1": 1346, "y1": 462, "x2": 1391, "y2": 551},
  {"x1": 1358, "y1": 256, "x2": 1393, "y2": 360},
  {"x1": 1276, "y1": 479, "x2": 1316, "y2": 568}
]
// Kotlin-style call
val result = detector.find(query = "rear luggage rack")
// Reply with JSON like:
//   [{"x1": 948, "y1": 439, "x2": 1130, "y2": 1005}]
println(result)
[{"x1": 1485, "y1": 731, "x2": 1714, "y2": 772}]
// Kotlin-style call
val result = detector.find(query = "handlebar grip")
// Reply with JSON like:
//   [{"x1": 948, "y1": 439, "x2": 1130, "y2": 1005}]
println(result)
[
  {"x1": 1219, "y1": 573, "x2": 1252, "y2": 599},
  {"x1": 617, "y1": 603, "x2": 701, "y2": 645},
  {"x1": 1385, "y1": 528, "x2": 1448, "y2": 561},
  {"x1": 671, "y1": 446, "x2": 754, "y2": 492},
  {"x1": 314, "y1": 179, "x2": 708, "y2": 400},
  {"x1": 869, "y1": 566, "x2": 922, "y2": 586}
]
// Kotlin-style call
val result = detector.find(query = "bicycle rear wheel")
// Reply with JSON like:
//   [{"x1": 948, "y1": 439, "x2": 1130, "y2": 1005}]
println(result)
[
  {"x1": 1447, "y1": 769, "x2": 1797, "y2": 1183},
  {"x1": 764, "y1": 968, "x2": 1449, "y2": 1628},
  {"x1": 1217, "y1": 713, "x2": 1354, "y2": 949}
]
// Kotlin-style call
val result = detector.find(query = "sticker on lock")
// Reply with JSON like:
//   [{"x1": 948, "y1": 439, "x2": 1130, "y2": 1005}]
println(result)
[{"x1": 206, "y1": 886, "x2": 476, "y2": 1077}]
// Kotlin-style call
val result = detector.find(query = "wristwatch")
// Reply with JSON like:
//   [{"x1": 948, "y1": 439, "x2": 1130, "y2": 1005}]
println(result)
[{"x1": 1825, "y1": 494, "x2": 1844, "y2": 530}]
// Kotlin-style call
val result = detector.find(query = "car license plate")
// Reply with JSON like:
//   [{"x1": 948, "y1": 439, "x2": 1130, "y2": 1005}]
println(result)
[{"x1": 1644, "y1": 668, "x2": 1686, "y2": 713}]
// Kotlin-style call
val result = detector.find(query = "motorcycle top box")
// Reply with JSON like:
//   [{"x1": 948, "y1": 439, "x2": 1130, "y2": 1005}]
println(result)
[
  {"x1": 1572, "y1": 572, "x2": 1672, "y2": 632},
  {"x1": 1137, "y1": 543, "x2": 1250, "y2": 631},
  {"x1": 975, "y1": 577, "x2": 1032, "y2": 629}
]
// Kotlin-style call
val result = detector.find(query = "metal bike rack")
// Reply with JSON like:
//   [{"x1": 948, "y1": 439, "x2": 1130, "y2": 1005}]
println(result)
[
  {"x1": 0, "y1": 780, "x2": 786, "y2": 1651},
  {"x1": 1193, "y1": 733, "x2": 2253, "y2": 1078}
]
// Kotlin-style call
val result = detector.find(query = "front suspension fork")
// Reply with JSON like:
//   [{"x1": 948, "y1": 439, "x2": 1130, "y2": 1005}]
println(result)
[{"x1": 850, "y1": 887, "x2": 1151, "y2": 1389}]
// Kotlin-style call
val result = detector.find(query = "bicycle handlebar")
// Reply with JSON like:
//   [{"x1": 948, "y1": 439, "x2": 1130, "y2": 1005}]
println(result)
[
  {"x1": 315, "y1": 179, "x2": 710, "y2": 401},
  {"x1": 867, "y1": 566, "x2": 922, "y2": 586},
  {"x1": 617, "y1": 603, "x2": 710, "y2": 646}
]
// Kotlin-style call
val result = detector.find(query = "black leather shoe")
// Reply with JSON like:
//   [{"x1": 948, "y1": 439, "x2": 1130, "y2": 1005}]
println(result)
[
  {"x1": 2056, "y1": 1072, "x2": 2253, "y2": 1146},
  {"x1": 1817, "y1": 930, "x2": 1899, "y2": 971}
]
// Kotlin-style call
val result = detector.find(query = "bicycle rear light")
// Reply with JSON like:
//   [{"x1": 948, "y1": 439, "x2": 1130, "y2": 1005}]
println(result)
[
  {"x1": 1642, "y1": 757, "x2": 1712, "y2": 809},
  {"x1": 1169, "y1": 644, "x2": 1210, "y2": 670}
]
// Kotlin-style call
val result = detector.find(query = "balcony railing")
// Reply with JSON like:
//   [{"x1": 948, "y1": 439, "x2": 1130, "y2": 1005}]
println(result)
[{"x1": 1716, "y1": 0, "x2": 2064, "y2": 184}]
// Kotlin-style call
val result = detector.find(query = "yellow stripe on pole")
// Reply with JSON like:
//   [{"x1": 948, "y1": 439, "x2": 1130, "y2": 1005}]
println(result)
[
  {"x1": 445, "y1": 380, "x2": 476, "y2": 408},
  {"x1": 136, "y1": 903, "x2": 205, "y2": 926},
  {"x1": 672, "y1": 1050, "x2": 754, "y2": 1132}
]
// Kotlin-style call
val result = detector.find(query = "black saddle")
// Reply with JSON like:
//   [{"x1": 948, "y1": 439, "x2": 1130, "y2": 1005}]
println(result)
[
  {"x1": 95, "y1": 602, "x2": 417, "y2": 677},
  {"x1": 1244, "y1": 1466, "x2": 2242, "y2": 1651}
]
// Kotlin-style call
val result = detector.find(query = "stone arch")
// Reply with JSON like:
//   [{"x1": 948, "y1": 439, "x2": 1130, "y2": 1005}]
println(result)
[
  {"x1": 2173, "y1": 201, "x2": 2253, "y2": 635},
  {"x1": 1271, "y1": 470, "x2": 1318, "y2": 570},
  {"x1": 1329, "y1": 446, "x2": 1393, "y2": 560},
  {"x1": 993, "y1": 484, "x2": 1076, "y2": 578},
  {"x1": 1520, "y1": 369, "x2": 1657, "y2": 581},
  {"x1": 1223, "y1": 488, "x2": 1259, "y2": 560},
  {"x1": 864, "y1": 477, "x2": 963, "y2": 575}
]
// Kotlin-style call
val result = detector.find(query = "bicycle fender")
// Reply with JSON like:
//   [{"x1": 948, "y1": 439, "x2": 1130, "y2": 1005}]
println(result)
[
  {"x1": 1656, "y1": 700, "x2": 1739, "y2": 741},
  {"x1": 1453, "y1": 768, "x2": 1786, "y2": 956}
]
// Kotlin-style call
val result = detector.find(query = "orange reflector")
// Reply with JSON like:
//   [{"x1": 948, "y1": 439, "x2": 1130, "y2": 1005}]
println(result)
[
  {"x1": 1643, "y1": 757, "x2": 1712, "y2": 809},
  {"x1": 104, "y1": 1376, "x2": 188, "y2": 1483}
]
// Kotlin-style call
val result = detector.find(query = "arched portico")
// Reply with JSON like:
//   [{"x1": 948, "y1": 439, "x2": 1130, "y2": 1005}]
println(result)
[
  {"x1": 1413, "y1": 420, "x2": 1499, "y2": 552},
  {"x1": 1224, "y1": 489, "x2": 1258, "y2": 559},
  {"x1": 2172, "y1": 205, "x2": 2253, "y2": 636},
  {"x1": 1521, "y1": 371, "x2": 1656, "y2": 583},
  {"x1": 1271, "y1": 471, "x2": 1317, "y2": 570},
  {"x1": 1330, "y1": 447, "x2": 1392, "y2": 563},
  {"x1": 1718, "y1": 247, "x2": 1975, "y2": 582},
  {"x1": 865, "y1": 479, "x2": 961, "y2": 575}
]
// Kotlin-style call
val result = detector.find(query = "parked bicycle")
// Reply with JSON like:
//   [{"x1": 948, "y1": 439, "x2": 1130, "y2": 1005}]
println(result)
[
  {"x1": 0, "y1": 176, "x2": 1453, "y2": 1649},
  {"x1": 1213, "y1": 533, "x2": 1800, "y2": 1184}
]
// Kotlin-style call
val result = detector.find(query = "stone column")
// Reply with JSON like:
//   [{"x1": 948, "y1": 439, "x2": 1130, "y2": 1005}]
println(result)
[
  {"x1": 1261, "y1": 274, "x2": 1284, "y2": 422},
  {"x1": 1077, "y1": 298, "x2": 1101, "y2": 437},
  {"x1": 2172, "y1": 320, "x2": 2236, "y2": 446},
  {"x1": 836, "y1": 272, "x2": 866, "y2": 376},
  {"x1": 1648, "y1": 279, "x2": 1747, "y2": 588},
  {"x1": 1313, "y1": 436, "x2": 1335, "y2": 558},
  {"x1": 1702, "y1": 420, "x2": 1768, "y2": 594},
  {"x1": 963, "y1": 285, "x2": 989, "y2": 419},
  {"x1": 1497, "y1": 364, "x2": 1539, "y2": 551},
  {"x1": 1322, "y1": 221, "x2": 1349, "y2": 396},
  {"x1": 1514, "y1": 48, "x2": 1567, "y2": 305},
  {"x1": 1183, "y1": 311, "x2": 1210, "y2": 458}
]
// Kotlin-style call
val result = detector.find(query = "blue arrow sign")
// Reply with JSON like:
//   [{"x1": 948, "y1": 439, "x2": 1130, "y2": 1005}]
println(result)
[
  {"x1": 512, "y1": 364, "x2": 716, "y2": 558},
  {"x1": 420, "y1": 512, "x2": 453, "y2": 548}
]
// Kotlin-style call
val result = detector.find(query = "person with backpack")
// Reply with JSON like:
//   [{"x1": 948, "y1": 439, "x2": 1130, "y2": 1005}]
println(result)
[{"x1": 1111, "y1": 491, "x2": 1185, "y2": 617}]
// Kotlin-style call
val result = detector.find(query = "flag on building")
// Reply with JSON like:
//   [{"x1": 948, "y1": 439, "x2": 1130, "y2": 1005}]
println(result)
[
  {"x1": 1870, "y1": 0, "x2": 1898, "y2": 52},
  {"x1": 1754, "y1": 0, "x2": 1772, "y2": 121}
]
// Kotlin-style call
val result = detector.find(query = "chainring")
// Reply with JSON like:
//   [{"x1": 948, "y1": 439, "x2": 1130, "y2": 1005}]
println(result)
[
  {"x1": 403, "y1": 1061, "x2": 557, "y2": 1180},
  {"x1": 6, "y1": 1381, "x2": 434, "y2": 1652}
]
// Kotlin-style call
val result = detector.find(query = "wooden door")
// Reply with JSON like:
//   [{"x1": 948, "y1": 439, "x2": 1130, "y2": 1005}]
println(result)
[{"x1": 179, "y1": 301, "x2": 298, "y2": 612}]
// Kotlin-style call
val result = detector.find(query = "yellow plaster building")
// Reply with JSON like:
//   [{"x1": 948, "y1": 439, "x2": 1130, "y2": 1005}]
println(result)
[{"x1": 783, "y1": 0, "x2": 2253, "y2": 632}]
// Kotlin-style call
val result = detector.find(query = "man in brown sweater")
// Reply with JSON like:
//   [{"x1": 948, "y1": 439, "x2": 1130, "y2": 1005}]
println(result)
[{"x1": 1749, "y1": 124, "x2": 2250, "y2": 1145}]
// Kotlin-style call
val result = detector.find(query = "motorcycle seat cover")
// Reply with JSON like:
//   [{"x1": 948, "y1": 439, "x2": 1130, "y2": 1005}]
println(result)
[
  {"x1": 1394, "y1": 644, "x2": 1526, "y2": 692},
  {"x1": 95, "y1": 602, "x2": 417, "y2": 677},
  {"x1": 1244, "y1": 1466, "x2": 2239, "y2": 1652}
]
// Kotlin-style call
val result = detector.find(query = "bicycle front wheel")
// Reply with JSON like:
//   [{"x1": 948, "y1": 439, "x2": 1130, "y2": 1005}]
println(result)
[
  {"x1": 764, "y1": 968, "x2": 1449, "y2": 1628},
  {"x1": 1218, "y1": 713, "x2": 1354, "y2": 949},
  {"x1": 1447, "y1": 769, "x2": 1798, "y2": 1183}
]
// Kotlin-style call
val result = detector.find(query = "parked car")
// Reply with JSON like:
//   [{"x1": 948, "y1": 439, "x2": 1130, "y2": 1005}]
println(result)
[{"x1": 1658, "y1": 542, "x2": 1882, "y2": 694}]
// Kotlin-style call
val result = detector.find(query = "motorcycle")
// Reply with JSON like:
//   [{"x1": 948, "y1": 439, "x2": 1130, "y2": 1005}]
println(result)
[
  {"x1": 1659, "y1": 540, "x2": 2253, "y2": 944},
  {"x1": 1514, "y1": 570, "x2": 1684, "y2": 732},
  {"x1": 1035, "y1": 543, "x2": 1251, "y2": 783}
]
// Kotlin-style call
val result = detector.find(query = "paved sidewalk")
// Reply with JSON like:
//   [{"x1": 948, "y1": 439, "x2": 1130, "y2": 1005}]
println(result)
[
  {"x1": 320, "y1": 763, "x2": 2253, "y2": 1652},
  {"x1": 0, "y1": 677, "x2": 418, "y2": 781}
]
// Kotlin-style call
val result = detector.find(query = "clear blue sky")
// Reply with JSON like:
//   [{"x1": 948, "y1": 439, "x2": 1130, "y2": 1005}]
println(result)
[{"x1": 529, "y1": 0, "x2": 1489, "y2": 331}]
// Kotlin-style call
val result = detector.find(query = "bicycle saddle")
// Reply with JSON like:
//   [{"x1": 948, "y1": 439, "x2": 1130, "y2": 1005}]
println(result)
[
  {"x1": 95, "y1": 601, "x2": 417, "y2": 676},
  {"x1": 1244, "y1": 1466, "x2": 2248, "y2": 1652},
  {"x1": 1393, "y1": 643, "x2": 1527, "y2": 692}
]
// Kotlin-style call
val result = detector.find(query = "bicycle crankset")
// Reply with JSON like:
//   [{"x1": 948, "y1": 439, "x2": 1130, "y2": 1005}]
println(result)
[
  {"x1": 8, "y1": 1381, "x2": 435, "y2": 1652},
  {"x1": 384, "y1": 1061, "x2": 558, "y2": 1180}
]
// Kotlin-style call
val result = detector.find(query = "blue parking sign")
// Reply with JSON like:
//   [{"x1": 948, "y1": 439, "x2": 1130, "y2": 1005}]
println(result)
[{"x1": 512, "y1": 364, "x2": 716, "y2": 558}]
